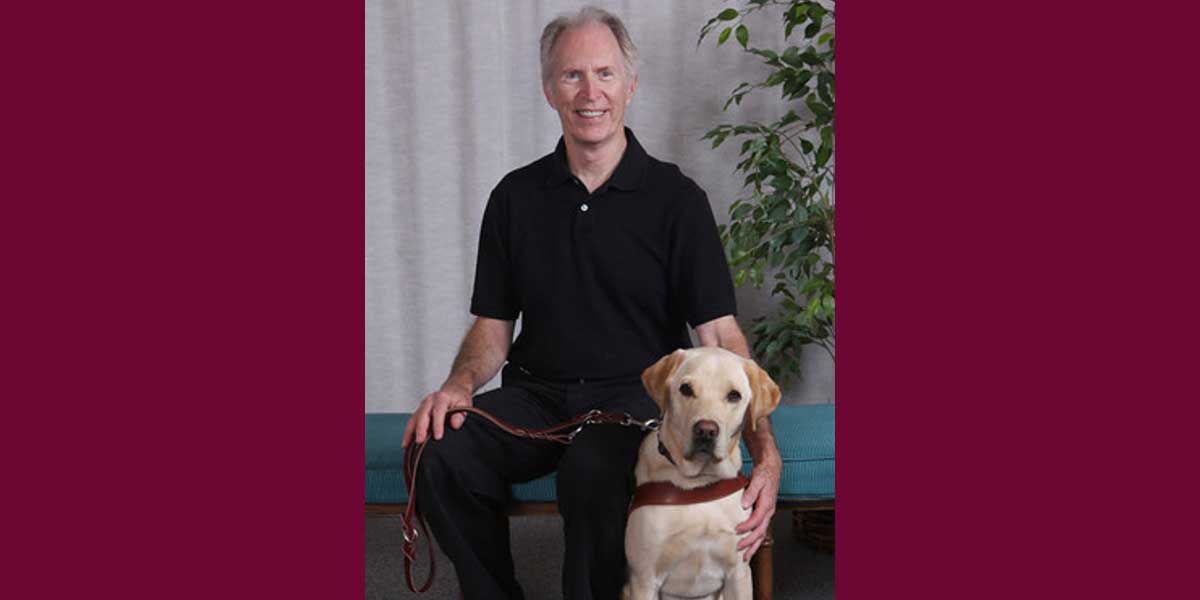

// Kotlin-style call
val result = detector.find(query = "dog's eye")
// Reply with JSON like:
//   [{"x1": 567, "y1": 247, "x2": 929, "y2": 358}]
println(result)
[
  {"x1": 726, "y1": 390, "x2": 742, "y2": 403},
  {"x1": 679, "y1": 383, "x2": 694, "y2": 397}
]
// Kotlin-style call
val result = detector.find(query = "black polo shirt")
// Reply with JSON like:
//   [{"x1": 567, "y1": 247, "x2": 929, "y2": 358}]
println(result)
[{"x1": 470, "y1": 128, "x2": 737, "y2": 382}]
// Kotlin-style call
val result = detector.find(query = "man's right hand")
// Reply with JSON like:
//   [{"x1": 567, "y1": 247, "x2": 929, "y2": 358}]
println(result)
[{"x1": 401, "y1": 383, "x2": 474, "y2": 448}]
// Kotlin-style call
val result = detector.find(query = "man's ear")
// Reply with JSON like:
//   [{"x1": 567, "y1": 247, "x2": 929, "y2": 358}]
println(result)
[
  {"x1": 543, "y1": 82, "x2": 555, "y2": 108},
  {"x1": 626, "y1": 73, "x2": 637, "y2": 104},
  {"x1": 641, "y1": 349, "x2": 686, "y2": 413},
  {"x1": 742, "y1": 359, "x2": 781, "y2": 431}
]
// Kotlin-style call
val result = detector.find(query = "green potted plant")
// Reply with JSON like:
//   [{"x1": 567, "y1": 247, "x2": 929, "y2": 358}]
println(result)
[{"x1": 700, "y1": 0, "x2": 835, "y2": 388}]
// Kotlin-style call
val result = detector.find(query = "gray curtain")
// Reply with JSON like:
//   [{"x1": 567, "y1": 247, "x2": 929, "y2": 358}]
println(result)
[{"x1": 366, "y1": 0, "x2": 833, "y2": 412}]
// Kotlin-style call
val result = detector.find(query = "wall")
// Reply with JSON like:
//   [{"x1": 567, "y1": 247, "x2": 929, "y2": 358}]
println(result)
[{"x1": 366, "y1": 0, "x2": 834, "y2": 412}]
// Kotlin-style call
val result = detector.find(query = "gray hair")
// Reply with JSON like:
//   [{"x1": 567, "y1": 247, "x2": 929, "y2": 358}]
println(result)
[{"x1": 539, "y1": 6, "x2": 638, "y2": 84}]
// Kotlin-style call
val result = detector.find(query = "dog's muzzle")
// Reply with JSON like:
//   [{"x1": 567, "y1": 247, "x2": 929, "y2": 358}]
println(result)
[{"x1": 686, "y1": 419, "x2": 720, "y2": 460}]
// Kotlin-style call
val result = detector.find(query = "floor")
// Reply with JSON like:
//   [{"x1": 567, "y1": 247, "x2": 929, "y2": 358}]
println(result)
[{"x1": 366, "y1": 510, "x2": 834, "y2": 599}]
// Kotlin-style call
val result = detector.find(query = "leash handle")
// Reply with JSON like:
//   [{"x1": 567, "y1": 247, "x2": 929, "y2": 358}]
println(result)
[{"x1": 399, "y1": 406, "x2": 650, "y2": 594}]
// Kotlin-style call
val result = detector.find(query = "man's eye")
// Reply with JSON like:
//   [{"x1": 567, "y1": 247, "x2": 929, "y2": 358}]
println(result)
[
  {"x1": 600, "y1": 70, "x2": 612, "y2": 78},
  {"x1": 564, "y1": 71, "x2": 579, "y2": 80},
  {"x1": 679, "y1": 383, "x2": 694, "y2": 397}
]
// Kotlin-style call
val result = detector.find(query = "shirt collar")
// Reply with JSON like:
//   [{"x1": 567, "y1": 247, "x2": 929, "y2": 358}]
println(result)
[{"x1": 543, "y1": 127, "x2": 648, "y2": 191}]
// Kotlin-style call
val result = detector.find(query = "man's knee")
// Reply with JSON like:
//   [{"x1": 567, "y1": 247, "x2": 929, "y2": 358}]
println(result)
[
  {"x1": 411, "y1": 431, "x2": 459, "y2": 494},
  {"x1": 413, "y1": 422, "x2": 498, "y2": 499}
]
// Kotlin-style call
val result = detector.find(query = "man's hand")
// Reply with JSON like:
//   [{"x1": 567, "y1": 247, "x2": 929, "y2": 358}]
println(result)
[
  {"x1": 735, "y1": 455, "x2": 782, "y2": 562},
  {"x1": 400, "y1": 316, "x2": 513, "y2": 449},
  {"x1": 401, "y1": 382, "x2": 473, "y2": 448}
]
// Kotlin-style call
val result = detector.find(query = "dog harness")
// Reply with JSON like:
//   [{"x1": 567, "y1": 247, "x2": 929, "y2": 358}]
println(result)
[{"x1": 628, "y1": 473, "x2": 750, "y2": 514}]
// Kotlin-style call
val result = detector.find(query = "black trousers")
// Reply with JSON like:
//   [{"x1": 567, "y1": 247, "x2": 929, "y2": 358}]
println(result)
[{"x1": 413, "y1": 363, "x2": 659, "y2": 600}]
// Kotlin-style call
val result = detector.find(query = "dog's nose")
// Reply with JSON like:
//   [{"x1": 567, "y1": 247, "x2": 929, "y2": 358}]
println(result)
[{"x1": 693, "y1": 420, "x2": 719, "y2": 441}]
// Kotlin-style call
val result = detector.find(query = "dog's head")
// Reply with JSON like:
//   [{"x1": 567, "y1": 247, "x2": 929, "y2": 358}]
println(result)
[{"x1": 641, "y1": 347, "x2": 781, "y2": 478}]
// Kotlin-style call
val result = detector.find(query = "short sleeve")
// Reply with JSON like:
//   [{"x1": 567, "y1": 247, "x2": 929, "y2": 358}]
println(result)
[
  {"x1": 669, "y1": 186, "x2": 738, "y2": 328},
  {"x1": 469, "y1": 187, "x2": 520, "y2": 320}
]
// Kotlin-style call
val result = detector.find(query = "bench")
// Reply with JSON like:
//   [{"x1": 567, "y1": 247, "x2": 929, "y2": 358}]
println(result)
[{"x1": 366, "y1": 404, "x2": 834, "y2": 600}]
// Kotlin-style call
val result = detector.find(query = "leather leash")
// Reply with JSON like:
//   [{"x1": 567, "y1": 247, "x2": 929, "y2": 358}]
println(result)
[{"x1": 400, "y1": 407, "x2": 661, "y2": 594}]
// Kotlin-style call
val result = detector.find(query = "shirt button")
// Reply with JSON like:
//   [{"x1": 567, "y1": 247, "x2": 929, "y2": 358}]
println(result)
[{"x1": 580, "y1": 204, "x2": 589, "y2": 212}]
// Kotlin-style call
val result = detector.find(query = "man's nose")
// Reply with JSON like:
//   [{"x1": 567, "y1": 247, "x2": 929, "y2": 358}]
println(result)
[
  {"x1": 693, "y1": 420, "x2": 719, "y2": 441},
  {"x1": 580, "y1": 76, "x2": 601, "y2": 100}
]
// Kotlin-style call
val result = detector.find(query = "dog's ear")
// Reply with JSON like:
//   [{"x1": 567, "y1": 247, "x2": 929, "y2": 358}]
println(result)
[
  {"x1": 641, "y1": 349, "x2": 687, "y2": 413},
  {"x1": 742, "y1": 359, "x2": 781, "y2": 431}
]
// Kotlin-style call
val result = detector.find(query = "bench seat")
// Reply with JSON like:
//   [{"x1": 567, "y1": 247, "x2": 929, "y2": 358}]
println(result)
[
  {"x1": 367, "y1": 404, "x2": 833, "y2": 600},
  {"x1": 366, "y1": 404, "x2": 834, "y2": 504}
]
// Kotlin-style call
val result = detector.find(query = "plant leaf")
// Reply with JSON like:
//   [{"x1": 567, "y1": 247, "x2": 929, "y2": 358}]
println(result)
[
  {"x1": 735, "y1": 24, "x2": 749, "y2": 49},
  {"x1": 814, "y1": 144, "x2": 830, "y2": 167},
  {"x1": 782, "y1": 46, "x2": 804, "y2": 68}
]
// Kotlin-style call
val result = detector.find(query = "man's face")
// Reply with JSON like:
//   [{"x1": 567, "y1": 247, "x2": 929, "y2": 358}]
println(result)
[{"x1": 543, "y1": 23, "x2": 637, "y2": 148}]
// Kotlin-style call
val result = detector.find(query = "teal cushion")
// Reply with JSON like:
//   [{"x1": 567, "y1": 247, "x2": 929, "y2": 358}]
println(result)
[
  {"x1": 364, "y1": 413, "x2": 411, "y2": 504},
  {"x1": 366, "y1": 404, "x2": 833, "y2": 504},
  {"x1": 744, "y1": 404, "x2": 835, "y2": 499}
]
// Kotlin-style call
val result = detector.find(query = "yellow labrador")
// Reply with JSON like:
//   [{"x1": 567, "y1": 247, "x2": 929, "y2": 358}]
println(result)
[{"x1": 623, "y1": 347, "x2": 781, "y2": 600}]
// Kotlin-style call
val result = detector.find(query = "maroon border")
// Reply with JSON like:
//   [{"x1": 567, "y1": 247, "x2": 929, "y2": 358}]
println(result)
[
  {"x1": 8, "y1": 1, "x2": 1198, "y2": 597},
  {"x1": 840, "y1": 2, "x2": 1198, "y2": 598},
  {"x1": 5, "y1": 3, "x2": 363, "y2": 597}
]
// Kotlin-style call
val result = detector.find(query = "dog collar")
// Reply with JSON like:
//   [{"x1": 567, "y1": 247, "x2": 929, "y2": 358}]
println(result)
[
  {"x1": 656, "y1": 432, "x2": 677, "y2": 466},
  {"x1": 628, "y1": 473, "x2": 750, "y2": 514}
]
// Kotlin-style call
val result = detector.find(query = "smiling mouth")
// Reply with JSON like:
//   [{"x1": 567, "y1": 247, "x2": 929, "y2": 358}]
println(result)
[{"x1": 575, "y1": 109, "x2": 608, "y2": 119}]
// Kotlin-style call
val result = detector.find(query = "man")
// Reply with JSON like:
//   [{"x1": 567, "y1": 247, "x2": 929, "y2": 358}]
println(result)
[{"x1": 400, "y1": 7, "x2": 783, "y2": 599}]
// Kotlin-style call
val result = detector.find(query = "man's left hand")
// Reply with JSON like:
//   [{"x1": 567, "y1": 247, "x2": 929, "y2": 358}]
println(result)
[{"x1": 735, "y1": 458, "x2": 782, "y2": 561}]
